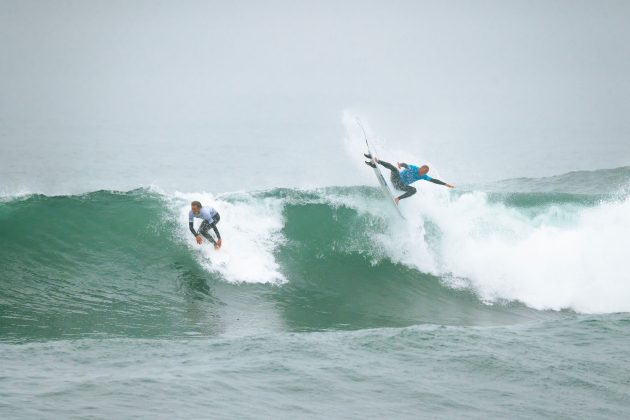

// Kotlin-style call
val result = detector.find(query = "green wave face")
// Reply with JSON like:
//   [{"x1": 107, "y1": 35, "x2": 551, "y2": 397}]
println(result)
[
  {"x1": 1, "y1": 171, "x2": 629, "y2": 341},
  {"x1": 0, "y1": 190, "x2": 209, "y2": 340}
]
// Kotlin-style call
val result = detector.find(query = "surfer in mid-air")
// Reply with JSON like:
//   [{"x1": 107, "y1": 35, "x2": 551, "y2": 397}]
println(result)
[
  {"x1": 189, "y1": 201, "x2": 222, "y2": 249},
  {"x1": 364, "y1": 154, "x2": 454, "y2": 204}
]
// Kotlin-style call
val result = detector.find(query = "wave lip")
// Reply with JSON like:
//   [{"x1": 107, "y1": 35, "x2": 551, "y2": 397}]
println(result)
[{"x1": 477, "y1": 166, "x2": 630, "y2": 195}]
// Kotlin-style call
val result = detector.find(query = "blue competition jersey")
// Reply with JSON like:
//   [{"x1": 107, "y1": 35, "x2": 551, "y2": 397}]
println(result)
[
  {"x1": 399, "y1": 165, "x2": 432, "y2": 186},
  {"x1": 189, "y1": 207, "x2": 218, "y2": 223}
]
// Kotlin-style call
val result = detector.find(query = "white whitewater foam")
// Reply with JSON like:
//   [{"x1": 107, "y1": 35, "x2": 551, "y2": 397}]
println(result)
[
  {"x1": 366, "y1": 188, "x2": 630, "y2": 313},
  {"x1": 436, "y1": 193, "x2": 630, "y2": 313},
  {"x1": 172, "y1": 191, "x2": 286, "y2": 284},
  {"x1": 341, "y1": 113, "x2": 630, "y2": 313}
]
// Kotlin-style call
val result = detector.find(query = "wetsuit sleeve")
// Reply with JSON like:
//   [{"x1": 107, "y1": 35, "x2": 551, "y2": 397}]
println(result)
[
  {"x1": 399, "y1": 163, "x2": 409, "y2": 169},
  {"x1": 189, "y1": 222, "x2": 197, "y2": 236},
  {"x1": 429, "y1": 178, "x2": 447, "y2": 186}
]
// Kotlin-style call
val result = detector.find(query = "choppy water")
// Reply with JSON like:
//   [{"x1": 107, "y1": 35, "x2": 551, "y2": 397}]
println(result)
[{"x1": 1, "y1": 166, "x2": 630, "y2": 418}]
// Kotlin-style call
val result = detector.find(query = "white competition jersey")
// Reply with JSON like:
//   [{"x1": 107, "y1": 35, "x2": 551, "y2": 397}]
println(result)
[{"x1": 188, "y1": 207, "x2": 218, "y2": 223}]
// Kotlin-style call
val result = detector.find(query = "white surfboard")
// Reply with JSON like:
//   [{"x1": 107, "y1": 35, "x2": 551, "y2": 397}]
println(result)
[{"x1": 357, "y1": 120, "x2": 405, "y2": 220}]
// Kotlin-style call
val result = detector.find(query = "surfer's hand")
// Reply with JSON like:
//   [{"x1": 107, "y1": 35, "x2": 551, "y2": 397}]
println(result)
[
  {"x1": 395, "y1": 197, "x2": 400, "y2": 205},
  {"x1": 195, "y1": 235, "x2": 202, "y2": 245},
  {"x1": 214, "y1": 243, "x2": 220, "y2": 250},
  {"x1": 217, "y1": 238, "x2": 222, "y2": 248},
  {"x1": 446, "y1": 184, "x2": 455, "y2": 189}
]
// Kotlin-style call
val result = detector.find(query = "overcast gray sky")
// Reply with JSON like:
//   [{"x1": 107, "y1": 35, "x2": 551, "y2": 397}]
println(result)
[{"x1": 1, "y1": 0, "x2": 629, "y2": 192}]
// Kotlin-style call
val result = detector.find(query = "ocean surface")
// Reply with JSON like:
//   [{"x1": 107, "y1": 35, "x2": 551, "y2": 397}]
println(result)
[{"x1": 1, "y1": 162, "x2": 630, "y2": 418}]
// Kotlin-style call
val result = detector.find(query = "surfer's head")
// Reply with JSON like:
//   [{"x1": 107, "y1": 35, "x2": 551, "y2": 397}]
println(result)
[
  {"x1": 419, "y1": 165, "x2": 429, "y2": 176},
  {"x1": 191, "y1": 201, "x2": 202, "y2": 214}
]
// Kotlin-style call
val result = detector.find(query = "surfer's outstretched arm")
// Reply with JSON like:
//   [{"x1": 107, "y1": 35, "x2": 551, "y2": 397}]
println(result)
[{"x1": 427, "y1": 178, "x2": 455, "y2": 188}]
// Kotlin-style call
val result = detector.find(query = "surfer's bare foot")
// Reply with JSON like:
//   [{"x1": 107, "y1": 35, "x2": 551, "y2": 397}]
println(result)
[
  {"x1": 214, "y1": 238, "x2": 222, "y2": 249},
  {"x1": 395, "y1": 197, "x2": 400, "y2": 205}
]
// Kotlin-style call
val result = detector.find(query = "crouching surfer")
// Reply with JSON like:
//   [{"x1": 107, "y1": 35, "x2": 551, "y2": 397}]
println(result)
[
  {"x1": 364, "y1": 154, "x2": 455, "y2": 204},
  {"x1": 189, "y1": 201, "x2": 222, "y2": 250}
]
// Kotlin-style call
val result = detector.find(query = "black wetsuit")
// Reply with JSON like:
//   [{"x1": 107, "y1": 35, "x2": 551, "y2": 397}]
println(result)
[{"x1": 189, "y1": 213, "x2": 221, "y2": 245}]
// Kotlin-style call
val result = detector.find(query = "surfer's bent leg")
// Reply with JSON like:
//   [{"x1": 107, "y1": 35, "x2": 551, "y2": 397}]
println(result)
[
  {"x1": 375, "y1": 159, "x2": 405, "y2": 187},
  {"x1": 382, "y1": 161, "x2": 407, "y2": 190},
  {"x1": 198, "y1": 220, "x2": 218, "y2": 245},
  {"x1": 210, "y1": 214, "x2": 221, "y2": 240},
  {"x1": 389, "y1": 167, "x2": 417, "y2": 200},
  {"x1": 377, "y1": 159, "x2": 397, "y2": 171},
  {"x1": 367, "y1": 156, "x2": 414, "y2": 199},
  {"x1": 397, "y1": 186, "x2": 417, "y2": 200}
]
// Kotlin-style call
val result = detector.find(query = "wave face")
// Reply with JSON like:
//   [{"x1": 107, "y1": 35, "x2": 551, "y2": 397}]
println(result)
[{"x1": 1, "y1": 168, "x2": 629, "y2": 339}]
